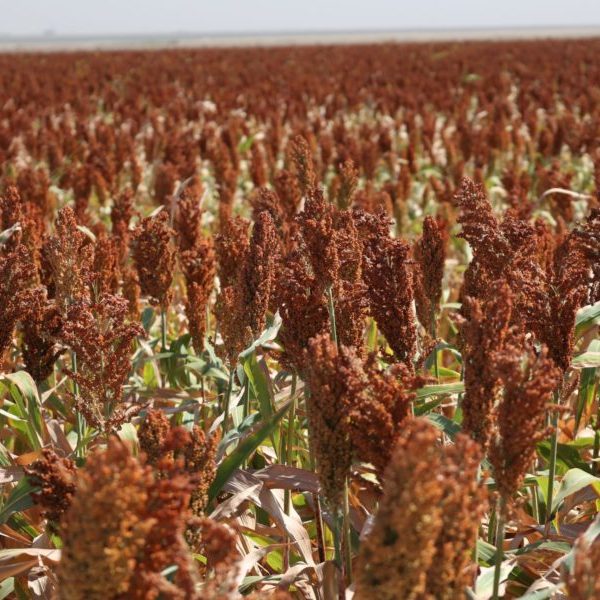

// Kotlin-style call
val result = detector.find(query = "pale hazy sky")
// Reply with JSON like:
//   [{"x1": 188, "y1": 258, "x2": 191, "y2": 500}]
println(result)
[{"x1": 3, "y1": 0, "x2": 600, "y2": 36}]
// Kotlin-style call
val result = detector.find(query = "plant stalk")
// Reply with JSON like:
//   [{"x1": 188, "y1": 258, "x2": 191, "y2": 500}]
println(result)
[
  {"x1": 314, "y1": 493, "x2": 326, "y2": 563},
  {"x1": 545, "y1": 389, "x2": 560, "y2": 535},
  {"x1": 492, "y1": 497, "x2": 506, "y2": 600},
  {"x1": 304, "y1": 383, "x2": 326, "y2": 565},
  {"x1": 222, "y1": 367, "x2": 234, "y2": 436},
  {"x1": 430, "y1": 307, "x2": 439, "y2": 381},
  {"x1": 283, "y1": 372, "x2": 297, "y2": 571},
  {"x1": 473, "y1": 463, "x2": 482, "y2": 592},
  {"x1": 342, "y1": 477, "x2": 353, "y2": 585},
  {"x1": 326, "y1": 285, "x2": 338, "y2": 347},
  {"x1": 161, "y1": 307, "x2": 168, "y2": 352},
  {"x1": 592, "y1": 385, "x2": 600, "y2": 476},
  {"x1": 71, "y1": 351, "x2": 86, "y2": 458}
]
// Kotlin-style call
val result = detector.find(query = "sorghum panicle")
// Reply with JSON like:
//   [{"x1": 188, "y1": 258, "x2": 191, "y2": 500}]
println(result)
[
  {"x1": 413, "y1": 215, "x2": 447, "y2": 331},
  {"x1": 297, "y1": 187, "x2": 340, "y2": 292},
  {"x1": 110, "y1": 187, "x2": 135, "y2": 266},
  {"x1": 347, "y1": 359, "x2": 425, "y2": 478},
  {"x1": 43, "y1": 206, "x2": 93, "y2": 311},
  {"x1": 22, "y1": 300, "x2": 63, "y2": 382},
  {"x1": 490, "y1": 331, "x2": 561, "y2": 500},
  {"x1": 58, "y1": 294, "x2": 144, "y2": 432},
  {"x1": 0, "y1": 243, "x2": 45, "y2": 363},
  {"x1": 425, "y1": 433, "x2": 487, "y2": 599},
  {"x1": 240, "y1": 210, "x2": 279, "y2": 339},
  {"x1": 58, "y1": 437, "x2": 200, "y2": 600},
  {"x1": 180, "y1": 230, "x2": 216, "y2": 354},
  {"x1": 290, "y1": 135, "x2": 317, "y2": 195},
  {"x1": 25, "y1": 448, "x2": 76, "y2": 529},
  {"x1": 91, "y1": 227, "x2": 121, "y2": 297},
  {"x1": 460, "y1": 282, "x2": 513, "y2": 449},
  {"x1": 303, "y1": 334, "x2": 359, "y2": 509},
  {"x1": 174, "y1": 176, "x2": 205, "y2": 253},
  {"x1": 131, "y1": 209, "x2": 176, "y2": 309},
  {"x1": 139, "y1": 409, "x2": 218, "y2": 518},
  {"x1": 456, "y1": 177, "x2": 511, "y2": 306},
  {"x1": 275, "y1": 245, "x2": 329, "y2": 373},
  {"x1": 333, "y1": 210, "x2": 369, "y2": 353},
  {"x1": 354, "y1": 418, "x2": 444, "y2": 600},
  {"x1": 355, "y1": 209, "x2": 417, "y2": 367},
  {"x1": 355, "y1": 418, "x2": 486, "y2": 600}
]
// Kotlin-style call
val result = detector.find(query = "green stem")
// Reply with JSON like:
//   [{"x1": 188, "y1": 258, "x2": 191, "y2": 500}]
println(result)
[
  {"x1": 222, "y1": 368, "x2": 234, "y2": 436},
  {"x1": 161, "y1": 308, "x2": 168, "y2": 352},
  {"x1": 488, "y1": 505, "x2": 497, "y2": 544},
  {"x1": 71, "y1": 351, "x2": 86, "y2": 459},
  {"x1": 205, "y1": 303, "x2": 211, "y2": 351},
  {"x1": 430, "y1": 307, "x2": 439, "y2": 381},
  {"x1": 283, "y1": 373, "x2": 298, "y2": 571},
  {"x1": 545, "y1": 390, "x2": 560, "y2": 535},
  {"x1": 492, "y1": 497, "x2": 506, "y2": 600},
  {"x1": 314, "y1": 493, "x2": 326, "y2": 563},
  {"x1": 284, "y1": 405, "x2": 297, "y2": 505},
  {"x1": 342, "y1": 477, "x2": 352, "y2": 585},
  {"x1": 326, "y1": 285, "x2": 338, "y2": 347},
  {"x1": 243, "y1": 379, "x2": 250, "y2": 421},
  {"x1": 593, "y1": 385, "x2": 600, "y2": 476},
  {"x1": 326, "y1": 285, "x2": 352, "y2": 583},
  {"x1": 531, "y1": 485, "x2": 540, "y2": 524},
  {"x1": 305, "y1": 385, "x2": 326, "y2": 564},
  {"x1": 473, "y1": 463, "x2": 482, "y2": 592},
  {"x1": 284, "y1": 374, "x2": 298, "y2": 494}
]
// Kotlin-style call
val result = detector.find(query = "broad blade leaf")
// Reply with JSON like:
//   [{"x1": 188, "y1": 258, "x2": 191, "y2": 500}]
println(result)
[
  {"x1": 552, "y1": 468, "x2": 600, "y2": 512},
  {"x1": 208, "y1": 399, "x2": 292, "y2": 502},
  {"x1": 0, "y1": 478, "x2": 36, "y2": 524}
]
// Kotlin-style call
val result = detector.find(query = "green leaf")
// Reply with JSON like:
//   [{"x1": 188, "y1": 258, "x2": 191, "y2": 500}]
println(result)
[
  {"x1": 239, "y1": 312, "x2": 282, "y2": 360},
  {"x1": 427, "y1": 413, "x2": 461, "y2": 440},
  {"x1": 117, "y1": 423, "x2": 139, "y2": 450},
  {"x1": 551, "y1": 468, "x2": 600, "y2": 512},
  {"x1": 0, "y1": 478, "x2": 35, "y2": 525},
  {"x1": 0, "y1": 578, "x2": 14, "y2": 600},
  {"x1": 575, "y1": 359, "x2": 598, "y2": 432},
  {"x1": 416, "y1": 382, "x2": 464, "y2": 400},
  {"x1": 265, "y1": 549, "x2": 284, "y2": 572},
  {"x1": 208, "y1": 399, "x2": 292, "y2": 503},
  {"x1": 575, "y1": 301, "x2": 600, "y2": 338},
  {"x1": 572, "y1": 351, "x2": 600, "y2": 369},
  {"x1": 535, "y1": 475, "x2": 549, "y2": 506},
  {"x1": 238, "y1": 135, "x2": 256, "y2": 154},
  {"x1": 241, "y1": 352, "x2": 273, "y2": 420},
  {"x1": 538, "y1": 441, "x2": 589, "y2": 474},
  {"x1": 463, "y1": 72, "x2": 481, "y2": 83},
  {"x1": 141, "y1": 307, "x2": 156, "y2": 334},
  {"x1": 1, "y1": 372, "x2": 41, "y2": 410},
  {"x1": 513, "y1": 540, "x2": 570, "y2": 556},
  {"x1": 475, "y1": 560, "x2": 516, "y2": 597},
  {"x1": 414, "y1": 398, "x2": 442, "y2": 416},
  {"x1": 366, "y1": 319, "x2": 378, "y2": 353},
  {"x1": 0, "y1": 372, "x2": 43, "y2": 450},
  {"x1": 476, "y1": 538, "x2": 497, "y2": 565},
  {"x1": 518, "y1": 587, "x2": 559, "y2": 600},
  {"x1": 142, "y1": 361, "x2": 159, "y2": 388}
]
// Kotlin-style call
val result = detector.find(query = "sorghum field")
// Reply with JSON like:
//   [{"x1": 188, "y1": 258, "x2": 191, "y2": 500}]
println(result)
[{"x1": 0, "y1": 38, "x2": 599, "y2": 599}]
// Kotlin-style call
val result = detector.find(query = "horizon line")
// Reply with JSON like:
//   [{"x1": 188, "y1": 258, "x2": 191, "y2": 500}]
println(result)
[{"x1": 3, "y1": 24, "x2": 600, "y2": 52}]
